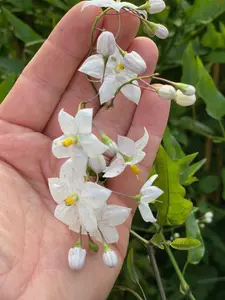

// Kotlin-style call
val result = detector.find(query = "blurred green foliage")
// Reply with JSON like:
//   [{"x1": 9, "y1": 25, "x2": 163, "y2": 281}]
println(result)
[{"x1": 0, "y1": 0, "x2": 225, "y2": 299}]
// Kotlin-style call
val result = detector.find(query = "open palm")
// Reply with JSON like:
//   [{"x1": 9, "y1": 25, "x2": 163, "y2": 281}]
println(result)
[{"x1": 0, "y1": 3, "x2": 169, "y2": 300}]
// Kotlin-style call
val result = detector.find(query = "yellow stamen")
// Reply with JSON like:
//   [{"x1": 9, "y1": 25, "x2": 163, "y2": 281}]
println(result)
[
  {"x1": 118, "y1": 63, "x2": 125, "y2": 70},
  {"x1": 130, "y1": 164, "x2": 140, "y2": 175},
  {"x1": 64, "y1": 194, "x2": 79, "y2": 206},
  {"x1": 61, "y1": 136, "x2": 77, "y2": 147}
]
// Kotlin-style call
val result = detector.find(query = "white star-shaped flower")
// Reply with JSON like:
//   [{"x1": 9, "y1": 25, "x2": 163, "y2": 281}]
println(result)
[
  {"x1": 79, "y1": 48, "x2": 146, "y2": 105},
  {"x1": 138, "y1": 174, "x2": 164, "y2": 222},
  {"x1": 48, "y1": 159, "x2": 111, "y2": 233},
  {"x1": 103, "y1": 128, "x2": 149, "y2": 178},
  {"x1": 82, "y1": 0, "x2": 147, "y2": 18},
  {"x1": 91, "y1": 205, "x2": 131, "y2": 243},
  {"x1": 52, "y1": 108, "x2": 107, "y2": 159}
]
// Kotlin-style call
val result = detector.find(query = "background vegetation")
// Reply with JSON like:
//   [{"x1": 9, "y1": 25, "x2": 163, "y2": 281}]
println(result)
[{"x1": 0, "y1": 0, "x2": 225, "y2": 299}]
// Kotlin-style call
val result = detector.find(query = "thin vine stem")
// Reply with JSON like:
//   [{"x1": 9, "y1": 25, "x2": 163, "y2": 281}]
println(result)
[
  {"x1": 130, "y1": 229, "x2": 148, "y2": 245},
  {"x1": 218, "y1": 119, "x2": 225, "y2": 139},
  {"x1": 114, "y1": 286, "x2": 144, "y2": 300}
]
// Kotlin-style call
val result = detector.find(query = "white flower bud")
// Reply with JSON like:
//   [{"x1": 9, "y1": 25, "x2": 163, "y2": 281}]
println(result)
[
  {"x1": 103, "y1": 245, "x2": 118, "y2": 268},
  {"x1": 174, "y1": 90, "x2": 196, "y2": 107},
  {"x1": 148, "y1": 0, "x2": 166, "y2": 14},
  {"x1": 174, "y1": 83, "x2": 196, "y2": 96},
  {"x1": 158, "y1": 85, "x2": 176, "y2": 100},
  {"x1": 68, "y1": 247, "x2": 86, "y2": 270},
  {"x1": 174, "y1": 232, "x2": 180, "y2": 239},
  {"x1": 200, "y1": 223, "x2": 205, "y2": 229},
  {"x1": 205, "y1": 211, "x2": 213, "y2": 219},
  {"x1": 97, "y1": 31, "x2": 116, "y2": 57},
  {"x1": 123, "y1": 51, "x2": 147, "y2": 74},
  {"x1": 89, "y1": 155, "x2": 106, "y2": 174},
  {"x1": 154, "y1": 24, "x2": 169, "y2": 39},
  {"x1": 205, "y1": 217, "x2": 212, "y2": 224}
]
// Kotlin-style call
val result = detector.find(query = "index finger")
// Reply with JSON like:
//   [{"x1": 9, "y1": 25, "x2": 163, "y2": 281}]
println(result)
[{"x1": 0, "y1": 3, "x2": 102, "y2": 132}]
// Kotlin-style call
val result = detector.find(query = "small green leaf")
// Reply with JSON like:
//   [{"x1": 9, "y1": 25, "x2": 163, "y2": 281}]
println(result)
[
  {"x1": 41, "y1": 0, "x2": 69, "y2": 10},
  {"x1": 206, "y1": 51, "x2": 225, "y2": 63},
  {"x1": 154, "y1": 146, "x2": 193, "y2": 226},
  {"x1": 201, "y1": 23, "x2": 225, "y2": 49},
  {"x1": 186, "y1": 212, "x2": 205, "y2": 264},
  {"x1": 151, "y1": 232, "x2": 164, "y2": 249},
  {"x1": 2, "y1": 7, "x2": 42, "y2": 43},
  {"x1": 163, "y1": 127, "x2": 185, "y2": 160},
  {"x1": 170, "y1": 238, "x2": 201, "y2": 250},
  {"x1": 0, "y1": 57, "x2": 25, "y2": 74},
  {"x1": 199, "y1": 175, "x2": 220, "y2": 194},
  {"x1": 196, "y1": 57, "x2": 225, "y2": 120},
  {"x1": 0, "y1": 74, "x2": 17, "y2": 103},
  {"x1": 180, "y1": 158, "x2": 206, "y2": 186},
  {"x1": 182, "y1": 43, "x2": 198, "y2": 86}
]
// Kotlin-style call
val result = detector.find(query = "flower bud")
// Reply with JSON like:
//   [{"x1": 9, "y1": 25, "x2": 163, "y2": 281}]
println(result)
[
  {"x1": 89, "y1": 155, "x2": 106, "y2": 173},
  {"x1": 205, "y1": 211, "x2": 213, "y2": 219},
  {"x1": 174, "y1": 232, "x2": 180, "y2": 239},
  {"x1": 103, "y1": 244, "x2": 118, "y2": 268},
  {"x1": 97, "y1": 31, "x2": 116, "y2": 57},
  {"x1": 174, "y1": 90, "x2": 196, "y2": 107},
  {"x1": 154, "y1": 23, "x2": 169, "y2": 39},
  {"x1": 123, "y1": 51, "x2": 147, "y2": 74},
  {"x1": 158, "y1": 85, "x2": 176, "y2": 100},
  {"x1": 174, "y1": 83, "x2": 196, "y2": 96},
  {"x1": 68, "y1": 247, "x2": 86, "y2": 270},
  {"x1": 148, "y1": 0, "x2": 166, "y2": 14}
]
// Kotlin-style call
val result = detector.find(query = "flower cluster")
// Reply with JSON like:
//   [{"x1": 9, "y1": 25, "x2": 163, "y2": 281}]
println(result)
[{"x1": 47, "y1": 0, "x2": 197, "y2": 271}]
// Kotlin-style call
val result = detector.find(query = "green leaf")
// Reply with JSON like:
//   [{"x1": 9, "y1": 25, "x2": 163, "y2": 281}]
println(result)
[
  {"x1": 6, "y1": 0, "x2": 32, "y2": 10},
  {"x1": 196, "y1": 57, "x2": 225, "y2": 119},
  {"x1": 201, "y1": 23, "x2": 225, "y2": 50},
  {"x1": 199, "y1": 175, "x2": 220, "y2": 194},
  {"x1": 180, "y1": 158, "x2": 206, "y2": 185},
  {"x1": 186, "y1": 212, "x2": 205, "y2": 264},
  {"x1": 41, "y1": 0, "x2": 69, "y2": 10},
  {"x1": 150, "y1": 232, "x2": 164, "y2": 249},
  {"x1": 175, "y1": 116, "x2": 215, "y2": 137},
  {"x1": 0, "y1": 74, "x2": 16, "y2": 103},
  {"x1": 170, "y1": 238, "x2": 201, "y2": 250},
  {"x1": 182, "y1": 43, "x2": 198, "y2": 86},
  {"x1": 2, "y1": 7, "x2": 42, "y2": 43},
  {"x1": 206, "y1": 51, "x2": 225, "y2": 63},
  {"x1": 221, "y1": 168, "x2": 225, "y2": 200},
  {"x1": 0, "y1": 57, "x2": 25, "y2": 74},
  {"x1": 187, "y1": 0, "x2": 225, "y2": 26},
  {"x1": 154, "y1": 146, "x2": 193, "y2": 226},
  {"x1": 163, "y1": 127, "x2": 185, "y2": 160}
]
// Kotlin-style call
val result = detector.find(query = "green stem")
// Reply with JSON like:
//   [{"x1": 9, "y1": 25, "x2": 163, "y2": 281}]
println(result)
[
  {"x1": 160, "y1": 233, "x2": 196, "y2": 300},
  {"x1": 130, "y1": 229, "x2": 148, "y2": 245},
  {"x1": 114, "y1": 286, "x2": 144, "y2": 300},
  {"x1": 218, "y1": 119, "x2": 225, "y2": 139}
]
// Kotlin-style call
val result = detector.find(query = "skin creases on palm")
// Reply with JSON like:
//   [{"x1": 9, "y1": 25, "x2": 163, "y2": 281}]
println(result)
[{"x1": 0, "y1": 3, "x2": 170, "y2": 300}]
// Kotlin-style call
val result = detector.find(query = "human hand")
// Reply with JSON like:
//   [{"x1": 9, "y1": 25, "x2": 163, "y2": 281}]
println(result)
[{"x1": 0, "y1": 3, "x2": 170, "y2": 299}]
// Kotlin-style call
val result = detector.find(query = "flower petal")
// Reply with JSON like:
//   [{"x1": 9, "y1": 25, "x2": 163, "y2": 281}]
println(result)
[
  {"x1": 103, "y1": 154, "x2": 126, "y2": 178},
  {"x1": 48, "y1": 178, "x2": 68, "y2": 203},
  {"x1": 79, "y1": 133, "x2": 107, "y2": 157},
  {"x1": 89, "y1": 155, "x2": 106, "y2": 174},
  {"x1": 141, "y1": 174, "x2": 159, "y2": 192},
  {"x1": 58, "y1": 109, "x2": 76, "y2": 135},
  {"x1": 141, "y1": 186, "x2": 164, "y2": 203},
  {"x1": 52, "y1": 135, "x2": 73, "y2": 158},
  {"x1": 82, "y1": 182, "x2": 111, "y2": 209},
  {"x1": 99, "y1": 74, "x2": 118, "y2": 104},
  {"x1": 117, "y1": 135, "x2": 136, "y2": 157},
  {"x1": 100, "y1": 225, "x2": 119, "y2": 243},
  {"x1": 74, "y1": 108, "x2": 93, "y2": 135},
  {"x1": 101, "y1": 205, "x2": 131, "y2": 226},
  {"x1": 78, "y1": 54, "x2": 104, "y2": 79},
  {"x1": 78, "y1": 201, "x2": 97, "y2": 233},
  {"x1": 132, "y1": 150, "x2": 146, "y2": 164},
  {"x1": 135, "y1": 127, "x2": 149, "y2": 152},
  {"x1": 54, "y1": 204, "x2": 78, "y2": 226},
  {"x1": 138, "y1": 202, "x2": 156, "y2": 222},
  {"x1": 121, "y1": 80, "x2": 141, "y2": 104}
]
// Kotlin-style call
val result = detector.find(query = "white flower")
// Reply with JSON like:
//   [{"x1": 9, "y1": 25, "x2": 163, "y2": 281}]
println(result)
[
  {"x1": 52, "y1": 108, "x2": 107, "y2": 159},
  {"x1": 174, "y1": 90, "x2": 196, "y2": 106},
  {"x1": 91, "y1": 205, "x2": 131, "y2": 243},
  {"x1": 103, "y1": 244, "x2": 118, "y2": 268},
  {"x1": 97, "y1": 31, "x2": 116, "y2": 57},
  {"x1": 123, "y1": 51, "x2": 147, "y2": 74},
  {"x1": 89, "y1": 155, "x2": 106, "y2": 174},
  {"x1": 174, "y1": 232, "x2": 180, "y2": 239},
  {"x1": 158, "y1": 85, "x2": 176, "y2": 100},
  {"x1": 80, "y1": 49, "x2": 142, "y2": 105},
  {"x1": 148, "y1": 0, "x2": 166, "y2": 14},
  {"x1": 204, "y1": 211, "x2": 213, "y2": 224},
  {"x1": 138, "y1": 174, "x2": 163, "y2": 222},
  {"x1": 174, "y1": 83, "x2": 196, "y2": 96},
  {"x1": 149, "y1": 23, "x2": 169, "y2": 39},
  {"x1": 104, "y1": 128, "x2": 149, "y2": 178},
  {"x1": 101, "y1": 133, "x2": 119, "y2": 155},
  {"x1": 68, "y1": 247, "x2": 86, "y2": 270},
  {"x1": 82, "y1": 0, "x2": 147, "y2": 18},
  {"x1": 48, "y1": 161, "x2": 111, "y2": 232}
]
